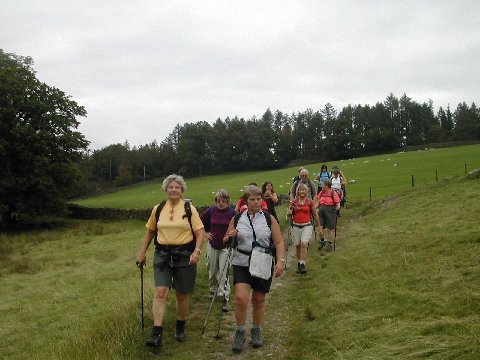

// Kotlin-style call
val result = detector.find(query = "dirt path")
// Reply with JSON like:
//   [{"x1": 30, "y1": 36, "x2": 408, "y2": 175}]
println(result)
[{"x1": 204, "y1": 227, "x2": 299, "y2": 359}]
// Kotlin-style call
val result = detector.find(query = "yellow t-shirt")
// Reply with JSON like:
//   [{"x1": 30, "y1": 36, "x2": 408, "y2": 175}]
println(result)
[{"x1": 146, "y1": 200, "x2": 204, "y2": 245}]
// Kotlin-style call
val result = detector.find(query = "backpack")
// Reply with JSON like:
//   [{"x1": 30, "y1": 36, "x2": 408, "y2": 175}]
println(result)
[{"x1": 153, "y1": 200, "x2": 194, "y2": 246}]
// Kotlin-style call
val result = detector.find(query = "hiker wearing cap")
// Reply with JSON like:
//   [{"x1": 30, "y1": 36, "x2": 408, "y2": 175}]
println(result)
[
  {"x1": 317, "y1": 179, "x2": 340, "y2": 251},
  {"x1": 136, "y1": 174, "x2": 205, "y2": 348}
]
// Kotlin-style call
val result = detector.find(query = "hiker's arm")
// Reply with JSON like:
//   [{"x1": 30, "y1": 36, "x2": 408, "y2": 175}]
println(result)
[
  {"x1": 136, "y1": 229, "x2": 156, "y2": 266},
  {"x1": 223, "y1": 217, "x2": 238, "y2": 244},
  {"x1": 271, "y1": 216, "x2": 285, "y2": 277},
  {"x1": 334, "y1": 192, "x2": 341, "y2": 210},
  {"x1": 312, "y1": 207, "x2": 321, "y2": 228},
  {"x1": 189, "y1": 227, "x2": 205, "y2": 265}
]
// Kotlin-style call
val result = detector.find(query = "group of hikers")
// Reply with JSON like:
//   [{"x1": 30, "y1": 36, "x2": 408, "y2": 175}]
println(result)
[{"x1": 135, "y1": 164, "x2": 347, "y2": 353}]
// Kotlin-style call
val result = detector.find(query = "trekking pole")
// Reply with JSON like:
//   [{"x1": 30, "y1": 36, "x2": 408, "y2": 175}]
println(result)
[
  {"x1": 136, "y1": 261, "x2": 145, "y2": 331},
  {"x1": 214, "y1": 250, "x2": 233, "y2": 340},
  {"x1": 334, "y1": 213, "x2": 337, "y2": 252},
  {"x1": 201, "y1": 238, "x2": 235, "y2": 338}
]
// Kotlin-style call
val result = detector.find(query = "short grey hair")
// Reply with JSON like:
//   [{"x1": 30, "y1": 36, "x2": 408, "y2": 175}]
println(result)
[
  {"x1": 243, "y1": 184, "x2": 262, "y2": 198},
  {"x1": 300, "y1": 168, "x2": 309, "y2": 175},
  {"x1": 214, "y1": 189, "x2": 230, "y2": 203},
  {"x1": 162, "y1": 174, "x2": 187, "y2": 192}
]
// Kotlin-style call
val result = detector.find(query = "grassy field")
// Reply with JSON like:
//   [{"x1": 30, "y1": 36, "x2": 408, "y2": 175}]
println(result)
[
  {"x1": 74, "y1": 144, "x2": 480, "y2": 208},
  {"x1": 1, "y1": 145, "x2": 480, "y2": 359}
]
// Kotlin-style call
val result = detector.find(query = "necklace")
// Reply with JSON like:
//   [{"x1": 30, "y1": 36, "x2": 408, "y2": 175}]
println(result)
[{"x1": 169, "y1": 201, "x2": 179, "y2": 221}]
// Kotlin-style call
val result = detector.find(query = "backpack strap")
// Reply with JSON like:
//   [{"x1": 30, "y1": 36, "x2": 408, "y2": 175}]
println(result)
[
  {"x1": 234, "y1": 210, "x2": 272, "y2": 230},
  {"x1": 153, "y1": 201, "x2": 167, "y2": 246},
  {"x1": 182, "y1": 200, "x2": 195, "y2": 237},
  {"x1": 153, "y1": 200, "x2": 195, "y2": 246},
  {"x1": 320, "y1": 190, "x2": 335, "y2": 203},
  {"x1": 203, "y1": 205, "x2": 215, "y2": 232},
  {"x1": 233, "y1": 211, "x2": 273, "y2": 256}
]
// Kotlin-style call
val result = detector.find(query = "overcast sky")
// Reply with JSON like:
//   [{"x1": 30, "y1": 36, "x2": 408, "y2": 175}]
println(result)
[{"x1": 2, "y1": 1, "x2": 479, "y2": 149}]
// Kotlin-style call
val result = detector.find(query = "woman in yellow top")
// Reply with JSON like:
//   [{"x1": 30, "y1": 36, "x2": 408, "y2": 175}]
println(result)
[{"x1": 136, "y1": 174, "x2": 205, "y2": 348}]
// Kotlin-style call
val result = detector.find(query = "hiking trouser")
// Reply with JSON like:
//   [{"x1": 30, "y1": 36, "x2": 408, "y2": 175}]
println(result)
[{"x1": 207, "y1": 243, "x2": 231, "y2": 301}]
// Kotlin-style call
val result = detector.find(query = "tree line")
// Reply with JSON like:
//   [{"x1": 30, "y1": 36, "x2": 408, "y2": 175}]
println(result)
[
  {"x1": 1, "y1": 49, "x2": 479, "y2": 228},
  {"x1": 77, "y1": 95, "x2": 479, "y2": 194}
]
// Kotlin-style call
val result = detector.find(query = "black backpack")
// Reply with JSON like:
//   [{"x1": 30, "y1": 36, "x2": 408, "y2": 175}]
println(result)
[{"x1": 153, "y1": 200, "x2": 194, "y2": 246}]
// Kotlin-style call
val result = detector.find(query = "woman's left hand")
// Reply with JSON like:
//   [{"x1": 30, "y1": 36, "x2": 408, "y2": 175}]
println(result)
[{"x1": 189, "y1": 250, "x2": 201, "y2": 265}]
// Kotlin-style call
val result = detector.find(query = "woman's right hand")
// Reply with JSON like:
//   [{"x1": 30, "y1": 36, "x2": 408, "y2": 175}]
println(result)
[
  {"x1": 226, "y1": 228, "x2": 238, "y2": 239},
  {"x1": 136, "y1": 253, "x2": 146, "y2": 268}
]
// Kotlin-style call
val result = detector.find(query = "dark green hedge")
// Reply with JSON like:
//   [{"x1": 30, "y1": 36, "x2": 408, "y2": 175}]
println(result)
[{"x1": 67, "y1": 203, "x2": 210, "y2": 221}]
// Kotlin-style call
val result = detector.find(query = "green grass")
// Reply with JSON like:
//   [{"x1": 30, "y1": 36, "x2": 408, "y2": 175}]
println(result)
[
  {"x1": 2, "y1": 145, "x2": 480, "y2": 359},
  {"x1": 74, "y1": 144, "x2": 480, "y2": 208},
  {"x1": 273, "y1": 176, "x2": 480, "y2": 359}
]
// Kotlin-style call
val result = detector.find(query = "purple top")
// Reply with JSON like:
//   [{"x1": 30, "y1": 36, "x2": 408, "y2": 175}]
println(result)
[{"x1": 200, "y1": 206, "x2": 235, "y2": 249}]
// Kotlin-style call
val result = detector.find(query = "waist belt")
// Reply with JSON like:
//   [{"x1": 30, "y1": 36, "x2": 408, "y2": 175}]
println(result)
[
  {"x1": 292, "y1": 223, "x2": 312, "y2": 229},
  {"x1": 236, "y1": 248, "x2": 251, "y2": 256},
  {"x1": 155, "y1": 240, "x2": 195, "y2": 253}
]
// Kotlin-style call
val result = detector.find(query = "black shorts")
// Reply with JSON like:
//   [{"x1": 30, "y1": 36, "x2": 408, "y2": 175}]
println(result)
[
  {"x1": 153, "y1": 249, "x2": 197, "y2": 293},
  {"x1": 232, "y1": 265, "x2": 273, "y2": 294}
]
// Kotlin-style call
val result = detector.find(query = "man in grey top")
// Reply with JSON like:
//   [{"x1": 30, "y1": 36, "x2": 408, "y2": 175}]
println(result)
[{"x1": 289, "y1": 168, "x2": 317, "y2": 202}]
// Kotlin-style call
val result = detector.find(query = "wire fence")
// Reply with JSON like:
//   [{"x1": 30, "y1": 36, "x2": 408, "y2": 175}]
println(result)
[{"x1": 367, "y1": 162, "x2": 480, "y2": 201}]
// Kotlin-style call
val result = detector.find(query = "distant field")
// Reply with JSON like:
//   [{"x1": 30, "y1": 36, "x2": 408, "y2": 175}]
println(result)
[{"x1": 74, "y1": 144, "x2": 480, "y2": 208}]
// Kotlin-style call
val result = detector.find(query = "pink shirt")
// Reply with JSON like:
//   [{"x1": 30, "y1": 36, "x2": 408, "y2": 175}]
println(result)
[{"x1": 317, "y1": 189, "x2": 340, "y2": 206}]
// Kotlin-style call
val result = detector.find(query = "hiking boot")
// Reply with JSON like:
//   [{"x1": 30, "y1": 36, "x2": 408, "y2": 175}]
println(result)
[
  {"x1": 146, "y1": 333, "x2": 162, "y2": 348},
  {"x1": 251, "y1": 327, "x2": 264, "y2": 348},
  {"x1": 326, "y1": 241, "x2": 334, "y2": 252},
  {"x1": 318, "y1": 240, "x2": 326, "y2": 250},
  {"x1": 231, "y1": 328, "x2": 246, "y2": 352},
  {"x1": 221, "y1": 299, "x2": 230, "y2": 313},
  {"x1": 174, "y1": 322, "x2": 186, "y2": 342},
  {"x1": 299, "y1": 263, "x2": 307, "y2": 274}
]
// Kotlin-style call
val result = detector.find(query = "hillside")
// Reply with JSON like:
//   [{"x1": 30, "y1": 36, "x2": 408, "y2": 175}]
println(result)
[{"x1": 1, "y1": 150, "x2": 479, "y2": 359}]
